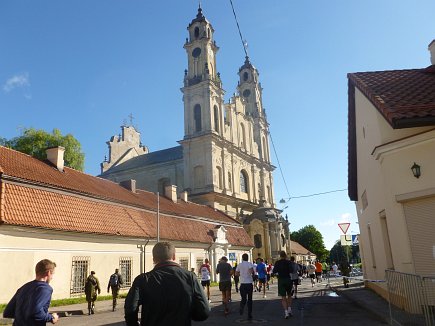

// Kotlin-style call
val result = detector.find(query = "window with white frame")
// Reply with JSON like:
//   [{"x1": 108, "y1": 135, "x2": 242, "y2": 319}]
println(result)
[{"x1": 179, "y1": 257, "x2": 189, "y2": 270}]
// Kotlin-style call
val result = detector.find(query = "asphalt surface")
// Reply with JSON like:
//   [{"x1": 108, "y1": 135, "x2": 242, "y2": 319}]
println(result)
[{"x1": 1, "y1": 276, "x2": 395, "y2": 325}]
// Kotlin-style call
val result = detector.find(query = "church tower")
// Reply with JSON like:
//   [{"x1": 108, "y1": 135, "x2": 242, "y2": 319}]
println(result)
[{"x1": 180, "y1": 6, "x2": 276, "y2": 218}]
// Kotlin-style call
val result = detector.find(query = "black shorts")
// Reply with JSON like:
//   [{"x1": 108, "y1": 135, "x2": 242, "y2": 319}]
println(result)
[
  {"x1": 253, "y1": 275, "x2": 258, "y2": 281},
  {"x1": 315, "y1": 272, "x2": 322, "y2": 277},
  {"x1": 201, "y1": 280, "x2": 210, "y2": 287},
  {"x1": 309, "y1": 274, "x2": 315, "y2": 279},
  {"x1": 258, "y1": 277, "x2": 266, "y2": 284},
  {"x1": 291, "y1": 279, "x2": 299, "y2": 286},
  {"x1": 266, "y1": 274, "x2": 271, "y2": 281},
  {"x1": 219, "y1": 281, "x2": 232, "y2": 292}
]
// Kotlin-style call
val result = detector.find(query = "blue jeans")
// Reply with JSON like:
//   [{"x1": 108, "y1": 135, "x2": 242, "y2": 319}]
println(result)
[{"x1": 239, "y1": 283, "x2": 253, "y2": 316}]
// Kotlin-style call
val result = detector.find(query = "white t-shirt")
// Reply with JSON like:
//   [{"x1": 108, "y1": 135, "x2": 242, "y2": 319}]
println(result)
[
  {"x1": 236, "y1": 260, "x2": 255, "y2": 284},
  {"x1": 200, "y1": 264, "x2": 211, "y2": 281}
]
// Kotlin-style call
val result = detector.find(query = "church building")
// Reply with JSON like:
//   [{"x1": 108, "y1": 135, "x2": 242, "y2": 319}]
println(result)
[{"x1": 100, "y1": 6, "x2": 291, "y2": 261}]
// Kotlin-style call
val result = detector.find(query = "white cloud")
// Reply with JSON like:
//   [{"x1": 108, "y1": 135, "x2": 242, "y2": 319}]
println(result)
[
  {"x1": 339, "y1": 213, "x2": 352, "y2": 223},
  {"x1": 3, "y1": 73, "x2": 30, "y2": 93},
  {"x1": 320, "y1": 219, "x2": 335, "y2": 226}
]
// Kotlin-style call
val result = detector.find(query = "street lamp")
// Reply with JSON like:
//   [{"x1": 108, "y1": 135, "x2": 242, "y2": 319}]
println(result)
[{"x1": 411, "y1": 162, "x2": 421, "y2": 178}]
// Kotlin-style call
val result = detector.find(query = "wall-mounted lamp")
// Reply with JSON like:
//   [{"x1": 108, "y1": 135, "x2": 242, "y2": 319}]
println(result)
[{"x1": 411, "y1": 162, "x2": 421, "y2": 179}]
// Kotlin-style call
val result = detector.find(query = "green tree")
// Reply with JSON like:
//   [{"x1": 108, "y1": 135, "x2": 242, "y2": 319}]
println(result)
[
  {"x1": 291, "y1": 225, "x2": 329, "y2": 261},
  {"x1": 330, "y1": 240, "x2": 360, "y2": 265},
  {"x1": 3, "y1": 128, "x2": 85, "y2": 171}
]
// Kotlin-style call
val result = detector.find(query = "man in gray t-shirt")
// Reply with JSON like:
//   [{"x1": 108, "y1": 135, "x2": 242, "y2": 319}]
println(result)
[{"x1": 216, "y1": 256, "x2": 233, "y2": 315}]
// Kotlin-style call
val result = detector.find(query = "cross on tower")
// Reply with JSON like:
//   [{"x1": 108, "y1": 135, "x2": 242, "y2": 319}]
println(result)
[{"x1": 128, "y1": 113, "x2": 134, "y2": 126}]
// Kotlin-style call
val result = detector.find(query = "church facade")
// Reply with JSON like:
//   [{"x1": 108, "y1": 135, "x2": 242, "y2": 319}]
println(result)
[{"x1": 100, "y1": 7, "x2": 290, "y2": 262}]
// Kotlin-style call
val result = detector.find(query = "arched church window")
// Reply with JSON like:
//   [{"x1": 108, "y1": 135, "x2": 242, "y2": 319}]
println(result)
[
  {"x1": 240, "y1": 123, "x2": 246, "y2": 150},
  {"x1": 213, "y1": 105, "x2": 220, "y2": 133},
  {"x1": 194, "y1": 166, "x2": 204, "y2": 189},
  {"x1": 216, "y1": 166, "x2": 222, "y2": 189},
  {"x1": 194, "y1": 104, "x2": 202, "y2": 132},
  {"x1": 254, "y1": 234, "x2": 262, "y2": 249},
  {"x1": 194, "y1": 27, "x2": 199, "y2": 39},
  {"x1": 240, "y1": 170, "x2": 249, "y2": 194},
  {"x1": 243, "y1": 72, "x2": 249, "y2": 81},
  {"x1": 207, "y1": 28, "x2": 211, "y2": 39},
  {"x1": 228, "y1": 172, "x2": 232, "y2": 191}
]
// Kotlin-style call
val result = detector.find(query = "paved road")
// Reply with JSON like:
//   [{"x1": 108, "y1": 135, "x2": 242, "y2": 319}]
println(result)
[{"x1": 52, "y1": 277, "x2": 387, "y2": 325}]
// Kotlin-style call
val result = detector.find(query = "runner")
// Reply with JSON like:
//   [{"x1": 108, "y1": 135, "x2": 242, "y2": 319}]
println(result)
[
  {"x1": 315, "y1": 260, "x2": 323, "y2": 283},
  {"x1": 265, "y1": 261, "x2": 272, "y2": 290},
  {"x1": 307, "y1": 261, "x2": 316, "y2": 287},
  {"x1": 252, "y1": 261, "x2": 259, "y2": 292},
  {"x1": 289, "y1": 257, "x2": 300, "y2": 299},
  {"x1": 273, "y1": 251, "x2": 293, "y2": 319},
  {"x1": 216, "y1": 256, "x2": 232, "y2": 316},
  {"x1": 232, "y1": 262, "x2": 240, "y2": 293},
  {"x1": 199, "y1": 258, "x2": 211, "y2": 303},
  {"x1": 256, "y1": 258, "x2": 267, "y2": 298},
  {"x1": 235, "y1": 254, "x2": 255, "y2": 320}
]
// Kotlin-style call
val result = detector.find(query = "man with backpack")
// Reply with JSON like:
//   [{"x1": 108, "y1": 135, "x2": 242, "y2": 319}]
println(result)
[
  {"x1": 107, "y1": 268, "x2": 123, "y2": 311},
  {"x1": 85, "y1": 271, "x2": 101, "y2": 315}
]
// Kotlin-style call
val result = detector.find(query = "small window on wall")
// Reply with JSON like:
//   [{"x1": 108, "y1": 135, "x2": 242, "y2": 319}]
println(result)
[
  {"x1": 216, "y1": 166, "x2": 222, "y2": 189},
  {"x1": 119, "y1": 257, "x2": 133, "y2": 288},
  {"x1": 179, "y1": 257, "x2": 189, "y2": 270},
  {"x1": 70, "y1": 256, "x2": 90, "y2": 295},
  {"x1": 194, "y1": 27, "x2": 199, "y2": 39},
  {"x1": 228, "y1": 172, "x2": 232, "y2": 191},
  {"x1": 254, "y1": 234, "x2": 262, "y2": 248},
  {"x1": 243, "y1": 71, "x2": 249, "y2": 81}
]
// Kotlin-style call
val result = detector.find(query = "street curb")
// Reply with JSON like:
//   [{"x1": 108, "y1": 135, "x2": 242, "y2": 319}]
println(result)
[{"x1": 330, "y1": 283, "x2": 390, "y2": 324}]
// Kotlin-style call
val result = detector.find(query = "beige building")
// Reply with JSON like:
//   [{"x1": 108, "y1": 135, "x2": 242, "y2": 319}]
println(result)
[
  {"x1": 100, "y1": 6, "x2": 291, "y2": 262},
  {"x1": 347, "y1": 40, "x2": 435, "y2": 298},
  {"x1": 0, "y1": 146, "x2": 253, "y2": 303}
]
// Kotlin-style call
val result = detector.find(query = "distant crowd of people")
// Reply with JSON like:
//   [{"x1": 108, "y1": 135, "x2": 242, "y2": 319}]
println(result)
[{"x1": 3, "y1": 243, "x2": 339, "y2": 325}]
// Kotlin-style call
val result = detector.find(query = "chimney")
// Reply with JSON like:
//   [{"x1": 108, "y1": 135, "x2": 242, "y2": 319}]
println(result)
[
  {"x1": 429, "y1": 40, "x2": 435, "y2": 65},
  {"x1": 120, "y1": 179, "x2": 136, "y2": 193},
  {"x1": 46, "y1": 146, "x2": 65, "y2": 172},
  {"x1": 180, "y1": 191, "x2": 188, "y2": 202},
  {"x1": 164, "y1": 185, "x2": 177, "y2": 203}
]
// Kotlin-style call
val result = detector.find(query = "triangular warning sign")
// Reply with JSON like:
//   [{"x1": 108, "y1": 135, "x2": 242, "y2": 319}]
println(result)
[{"x1": 338, "y1": 223, "x2": 350, "y2": 234}]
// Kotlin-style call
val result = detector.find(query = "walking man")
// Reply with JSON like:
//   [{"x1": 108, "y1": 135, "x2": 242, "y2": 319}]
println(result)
[
  {"x1": 107, "y1": 268, "x2": 123, "y2": 311},
  {"x1": 85, "y1": 271, "x2": 101, "y2": 315},
  {"x1": 199, "y1": 258, "x2": 211, "y2": 302},
  {"x1": 216, "y1": 256, "x2": 233, "y2": 315},
  {"x1": 235, "y1": 253, "x2": 255, "y2": 320},
  {"x1": 3, "y1": 259, "x2": 59, "y2": 325},
  {"x1": 124, "y1": 241, "x2": 209, "y2": 325},
  {"x1": 273, "y1": 251, "x2": 293, "y2": 319}
]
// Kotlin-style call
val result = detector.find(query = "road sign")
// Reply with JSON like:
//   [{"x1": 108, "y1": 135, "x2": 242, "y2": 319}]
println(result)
[
  {"x1": 338, "y1": 223, "x2": 350, "y2": 234},
  {"x1": 340, "y1": 235, "x2": 352, "y2": 246},
  {"x1": 228, "y1": 252, "x2": 236, "y2": 261},
  {"x1": 352, "y1": 234, "x2": 359, "y2": 245}
]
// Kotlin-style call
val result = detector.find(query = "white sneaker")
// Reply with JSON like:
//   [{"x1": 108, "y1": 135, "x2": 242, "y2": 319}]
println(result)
[
  {"x1": 284, "y1": 311, "x2": 289, "y2": 319},
  {"x1": 288, "y1": 308, "x2": 293, "y2": 317}
]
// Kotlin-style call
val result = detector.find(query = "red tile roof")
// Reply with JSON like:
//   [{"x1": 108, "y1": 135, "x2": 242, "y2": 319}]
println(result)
[
  {"x1": 348, "y1": 67, "x2": 435, "y2": 128},
  {"x1": 348, "y1": 66, "x2": 435, "y2": 201},
  {"x1": 0, "y1": 146, "x2": 253, "y2": 247},
  {"x1": 290, "y1": 241, "x2": 314, "y2": 256}
]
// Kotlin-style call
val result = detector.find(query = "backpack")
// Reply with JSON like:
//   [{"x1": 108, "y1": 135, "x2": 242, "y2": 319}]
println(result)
[{"x1": 109, "y1": 273, "x2": 119, "y2": 287}]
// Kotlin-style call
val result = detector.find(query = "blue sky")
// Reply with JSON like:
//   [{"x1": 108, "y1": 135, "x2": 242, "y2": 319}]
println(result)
[{"x1": 1, "y1": 0, "x2": 434, "y2": 250}]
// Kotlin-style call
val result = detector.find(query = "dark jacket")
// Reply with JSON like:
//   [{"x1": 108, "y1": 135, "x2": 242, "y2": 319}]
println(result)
[
  {"x1": 3, "y1": 280, "x2": 54, "y2": 326},
  {"x1": 124, "y1": 261, "x2": 209, "y2": 326},
  {"x1": 85, "y1": 275, "x2": 101, "y2": 302},
  {"x1": 273, "y1": 258, "x2": 292, "y2": 279}
]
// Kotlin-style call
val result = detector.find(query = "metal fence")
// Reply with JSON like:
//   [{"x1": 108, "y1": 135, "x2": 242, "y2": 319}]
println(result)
[{"x1": 386, "y1": 269, "x2": 435, "y2": 326}]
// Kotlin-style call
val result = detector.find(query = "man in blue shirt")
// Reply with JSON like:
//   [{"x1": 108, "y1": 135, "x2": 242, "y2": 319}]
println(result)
[
  {"x1": 256, "y1": 258, "x2": 267, "y2": 298},
  {"x1": 3, "y1": 259, "x2": 59, "y2": 325}
]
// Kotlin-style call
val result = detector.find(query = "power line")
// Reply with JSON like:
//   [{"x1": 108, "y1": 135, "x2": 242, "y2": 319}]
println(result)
[
  {"x1": 269, "y1": 131, "x2": 292, "y2": 200},
  {"x1": 281, "y1": 188, "x2": 348, "y2": 202},
  {"x1": 229, "y1": 0, "x2": 248, "y2": 57}
]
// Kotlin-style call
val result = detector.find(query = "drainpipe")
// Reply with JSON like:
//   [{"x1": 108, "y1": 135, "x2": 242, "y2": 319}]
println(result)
[{"x1": 137, "y1": 239, "x2": 150, "y2": 274}]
